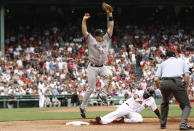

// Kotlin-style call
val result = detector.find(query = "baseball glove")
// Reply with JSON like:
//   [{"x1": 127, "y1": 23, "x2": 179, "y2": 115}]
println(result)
[{"x1": 102, "y1": 2, "x2": 113, "y2": 13}]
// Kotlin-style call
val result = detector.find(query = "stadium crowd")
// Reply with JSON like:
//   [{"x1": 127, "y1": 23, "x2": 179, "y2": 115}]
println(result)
[{"x1": 0, "y1": 23, "x2": 193, "y2": 99}]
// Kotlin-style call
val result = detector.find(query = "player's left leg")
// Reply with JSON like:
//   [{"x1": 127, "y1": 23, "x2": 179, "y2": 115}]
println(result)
[
  {"x1": 100, "y1": 105, "x2": 129, "y2": 124},
  {"x1": 124, "y1": 112, "x2": 143, "y2": 123}
]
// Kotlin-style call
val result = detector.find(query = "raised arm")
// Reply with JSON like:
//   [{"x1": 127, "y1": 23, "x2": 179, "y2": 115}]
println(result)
[
  {"x1": 82, "y1": 13, "x2": 90, "y2": 38},
  {"x1": 107, "y1": 12, "x2": 114, "y2": 37},
  {"x1": 102, "y1": 2, "x2": 114, "y2": 37}
]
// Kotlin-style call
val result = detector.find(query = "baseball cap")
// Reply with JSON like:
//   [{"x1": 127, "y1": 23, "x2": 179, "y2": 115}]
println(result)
[
  {"x1": 166, "y1": 50, "x2": 176, "y2": 57},
  {"x1": 94, "y1": 29, "x2": 105, "y2": 36}
]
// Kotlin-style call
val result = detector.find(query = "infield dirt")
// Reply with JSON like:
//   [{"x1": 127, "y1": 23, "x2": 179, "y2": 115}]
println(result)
[{"x1": 0, "y1": 106, "x2": 193, "y2": 131}]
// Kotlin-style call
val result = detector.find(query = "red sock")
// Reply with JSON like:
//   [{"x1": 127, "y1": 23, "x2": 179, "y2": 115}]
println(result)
[{"x1": 112, "y1": 120, "x2": 117, "y2": 123}]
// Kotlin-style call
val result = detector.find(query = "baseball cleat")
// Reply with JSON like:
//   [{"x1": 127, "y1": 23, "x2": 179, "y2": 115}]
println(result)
[
  {"x1": 160, "y1": 124, "x2": 166, "y2": 129},
  {"x1": 79, "y1": 106, "x2": 86, "y2": 119},
  {"x1": 180, "y1": 125, "x2": 194, "y2": 130},
  {"x1": 116, "y1": 117, "x2": 125, "y2": 123}
]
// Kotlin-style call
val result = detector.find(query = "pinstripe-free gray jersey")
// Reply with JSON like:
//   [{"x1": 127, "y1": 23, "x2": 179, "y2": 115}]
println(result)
[{"x1": 86, "y1": 33, "x2": 111, "y2": 65}]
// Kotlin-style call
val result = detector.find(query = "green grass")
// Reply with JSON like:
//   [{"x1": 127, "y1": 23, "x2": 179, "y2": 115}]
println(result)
[
  {"x1": 141, "y1": 105, "x2": 194, "y2": 118},
  {"x1": 0, "y1": 105, "x2": 193, "y2": 122}
]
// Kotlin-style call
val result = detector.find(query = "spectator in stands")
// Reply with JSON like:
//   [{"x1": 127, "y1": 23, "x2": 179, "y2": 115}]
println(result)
[
  {"x1": 7, "y1": 94, "x2": 16, "y2": 109},
  {"x1": 71, "y1": 90, "x2": 80, "y2": 107},
  {"x1": 61, "y1": 96, "x2": 68, "y2": 107},
  {"x1": 44, "y1": 95, "x2": 52, "y2": 107},
  {"x1": 140, "y1": 79, "x2": 147, "y2": 90},
  {"x1": 155, "y1": 88, "x2": 162, "y2": 99},
  {"x1": 96, "y1": 94, "x2": 102, "y2": 106},
  {"x1": 0, "y1": 19, "x2": 193, "y2": 104},
  {"x1": 107, "y1": 95, "x2": 114, "y2": 106},
  {"x1": 51, "y1": 87, "x2": 59, "y2": 95},
  {"x1": 52, "y1": 95, "x2": 61, "y2": 107}
]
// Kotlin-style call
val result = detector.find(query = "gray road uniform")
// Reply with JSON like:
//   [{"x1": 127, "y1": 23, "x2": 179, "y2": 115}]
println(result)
[{"x1": 80, "y1": 32, "x2": 112, "y2": 109}]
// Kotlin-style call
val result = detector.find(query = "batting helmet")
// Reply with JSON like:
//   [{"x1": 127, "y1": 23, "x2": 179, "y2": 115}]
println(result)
[
  {"x1": 143, "y1": 87, "x2": 155, "y2": 99},
  {"x1": 94, "y1": 29, "x2": 105, "y2": 36}
]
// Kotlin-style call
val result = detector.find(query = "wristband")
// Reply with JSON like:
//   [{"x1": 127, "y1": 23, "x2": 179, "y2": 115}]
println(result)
[{"x1": 109, "y1": 16, "x2": 114, "y2": 21}]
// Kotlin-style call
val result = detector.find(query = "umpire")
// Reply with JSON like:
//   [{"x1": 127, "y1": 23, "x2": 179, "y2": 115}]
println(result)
[{"x1": 154, "y1": 50, "x2": 193, "y2": 130}]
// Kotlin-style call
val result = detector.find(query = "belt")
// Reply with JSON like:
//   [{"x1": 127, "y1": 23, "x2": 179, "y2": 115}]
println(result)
[
  {"x1": 90, "y1": 63, "x2": 103, "y2": 67},
  {"x1": 161, "y1": 77, "x2": 182, "y2": 80}
]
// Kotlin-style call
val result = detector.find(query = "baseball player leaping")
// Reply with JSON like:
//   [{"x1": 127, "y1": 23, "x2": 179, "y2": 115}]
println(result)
[
  {"x1": 92, "y1": 87, "x2": 160, "y2": 124},
  {"x1": 79, "y1": 2, "x2": 114, "y2": 119}
]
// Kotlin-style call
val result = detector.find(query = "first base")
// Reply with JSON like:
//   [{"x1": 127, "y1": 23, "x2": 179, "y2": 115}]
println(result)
[{"x1": 66, "y1": 121, "x2": 90, "y2": 126}]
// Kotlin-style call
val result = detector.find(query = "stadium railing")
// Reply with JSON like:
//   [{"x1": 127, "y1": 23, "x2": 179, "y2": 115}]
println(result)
[
  {"x1": 0, "y1": 95, "x2": 72, "y2": 108},
  {"x1": 1, "y1": 95, "x2": 192, "y2": 108}
]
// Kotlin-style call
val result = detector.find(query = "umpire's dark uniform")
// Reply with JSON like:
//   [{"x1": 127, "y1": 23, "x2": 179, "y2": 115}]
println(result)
[{"x1": 155, "y1": 50, "x2": 193, "y2": 130}]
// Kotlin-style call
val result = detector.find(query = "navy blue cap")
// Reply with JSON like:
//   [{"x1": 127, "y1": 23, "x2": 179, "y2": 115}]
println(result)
[{"x1": 94, "y1": 29, "x2": 105, "y2": 36}]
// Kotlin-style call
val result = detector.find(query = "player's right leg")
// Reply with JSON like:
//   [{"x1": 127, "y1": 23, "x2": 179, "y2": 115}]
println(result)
[
  {"x1": 160, "y1": 81, "x2": 173, "y2": 129},
  {"x1": 79, "y1": 66, "x2": 97, "y2": 118}
]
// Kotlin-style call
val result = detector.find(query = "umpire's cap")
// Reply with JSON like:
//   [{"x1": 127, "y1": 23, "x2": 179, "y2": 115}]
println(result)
[
  {"x1": 94, "y1": 29, "x2": 105, "y2": 36},
  {"x1": 166, "y1": 50, "x2": 176, "y2": 57}
]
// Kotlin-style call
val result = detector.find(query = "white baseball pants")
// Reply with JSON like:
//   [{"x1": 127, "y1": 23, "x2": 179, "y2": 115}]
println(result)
[{"x1": 100, "y1": 103, "x2": 143, "y2": 124}]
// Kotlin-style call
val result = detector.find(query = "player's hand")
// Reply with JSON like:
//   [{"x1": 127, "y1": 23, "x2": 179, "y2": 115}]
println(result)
[
  {"x1": 83, "y1": 13, "x2": 91, "y2": 20},
  {"x1": 133, "y1": 94, "x2": 139, "y2": 100}
]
